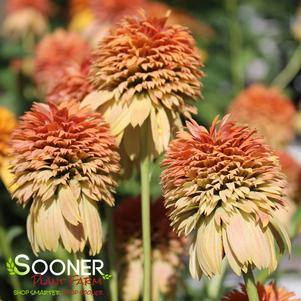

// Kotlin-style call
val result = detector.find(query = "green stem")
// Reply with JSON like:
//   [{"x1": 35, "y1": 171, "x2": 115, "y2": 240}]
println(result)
[
  {"x1": 77, "y1": 253, "x2": 94, "y2": 301},
  {"x1": 140, "y1": 154, "x2": 152, "y2": 301},
  {"x1": 225, "y1": 0, "x2": 243, "y2": 93},
  {"x1": 0, "y1": 211, "x2": 25, "y2": 301},
  {"x1": 206, "y1": 261, "x2": 228, "y2": 301},
  {"x1": 105, "y1": 206, "x2": 118, "y2": 301},
  {"x1": 272, "y1": 44, "x2": 301, "y2": 90},
  {"x1": 242, "y1": 267, "x2": 260, "y2": 301},
  {"x1": 290, "y1": 205, "x2": 301, "y2": 238}
]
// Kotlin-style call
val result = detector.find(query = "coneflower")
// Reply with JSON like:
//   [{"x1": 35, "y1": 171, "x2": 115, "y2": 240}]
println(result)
[
  {"x1": 0, "y1": 107, "x2": 17, "y2": 190},
  {"x1": 161, "y1": 115, "x2": 291, "y2": 301},
  {"x1": 278, "y1": 152, "x2": 301, "y2": 203},
  {"x1": 115, "y1": 197, "x2": 185, "y2": 301},
  {"x1": 83, "y1": 12, "x2": 203, "y2": 161},
  {"x1": 34, "y1": 29, "x2": 90, "y2": 92},
  {"x1": 46, "y1": 61, "x2": 92, "y2": 105},
  {"x1": 229, "y1": 84, "x2": 296, "y2": 149},
  {"x1": 11, "y1": 101, "x2": 120, "y2": 255},
  {"x1": 222, "y1": 282, "x2": 300, "y2": 301}
]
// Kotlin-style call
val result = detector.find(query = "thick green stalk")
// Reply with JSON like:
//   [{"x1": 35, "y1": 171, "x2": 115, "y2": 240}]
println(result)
[
  {"x1": 105, "y1": 206, "x2": 118, "y2": 301},
  {"x1": 242, "y1": 267, "x2": 260, "y2": 301},
  {"x1": 77, "y1": 253, "x2": 94, "y2": 301},
  {"x1": 205, "y1": 261, "x2": 228, "y2": 301},
  {"x1": 140, "y1": 154, "x2": 152, "y2": 301},
  {"x1": 272, "y1": 44, "x2": 301, "y2": 90}
]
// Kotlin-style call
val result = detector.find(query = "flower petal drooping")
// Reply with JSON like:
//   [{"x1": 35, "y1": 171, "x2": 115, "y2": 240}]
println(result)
[
  {"x1": 115, "y1": 197, "x2": 186, "y2": 301},
  {"x1": 161, "y1": 115, "x2": 291, "y2": 279},
  {"x1": 11, "y1": 101, "x2": 120, "y2": 255},
  {"x1": 229, "y1": 84, "x2": 296, "y2": 150},
  {"x1": 222, "y1": 282, "x2": 300, "y2": 301},
  {"x1": 84, "y1": 12, "x2": 203, "y2": 163},
  {"x1": 34, "y1": 29, "x2": 90, "y2": 93}
]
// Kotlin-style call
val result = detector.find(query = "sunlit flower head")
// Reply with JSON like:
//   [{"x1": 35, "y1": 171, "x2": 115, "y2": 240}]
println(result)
[
  {"x1": 34, "y1": 29, "x2": 90, "y2": 92},
  {"x1": 46, "y1": 60, "x2": 92, "y2": 105},
  {"x1": 222, "y1": 282, "x2": 300, "y2": 301},
  {"x1": 83, "y1": 12, "x2": 203, "y2": 162},
  {"x1": 161, "y1": 115, "x2": 291, "y2": 279},
  {"x1": 229, "y1": 84, "x2": 296, "y2": 149},
  {"x1": 115, "y1": 197, "x2": 185, "y2": 301},
  {"x1": 11, "y1": 101, "x2": 120, "y2": 255}
]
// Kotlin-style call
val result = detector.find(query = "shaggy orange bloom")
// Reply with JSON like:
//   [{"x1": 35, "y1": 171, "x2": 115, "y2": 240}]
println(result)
[
  {"x1": 83, "y1": 12, "x2": 203, "y2": 161},
  {"x1": 161, "y1": 115, "x2": 290, "y2": 279},
  {"x1": 11, "y1": 101, "x2": 120, "y2": 255},
  {"x1": 278, "y1": 152, "x2": 301, "y2": 203},
  {"x1": 229, "y1": 84, "x2": 296, "y2": 149},
  {"x1": 0, "y1": 107, "x2": 17, "y2": 165},
  {"x1": 222, "y1": 282, "x2": 300, "y2": 301},
  {"x1": 34, "y1": 29, "x2": 90, "y2": 92},
  {"x1": 6, "y1": 0, "x2": 51, "y2": 16},
  {"x1": 46, "y1": 61, "x2": 92, "y2": 105},
  {"x1": 115, "y1": 197, "x2": 185, "y2": 301},
  {"x1": 0, "y1": 107, "x2": 17, "y2": 192}
]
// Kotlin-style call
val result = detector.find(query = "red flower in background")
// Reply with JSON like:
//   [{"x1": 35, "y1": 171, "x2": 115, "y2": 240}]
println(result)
[
  {"x1": 115, "y1": 197, "x2": 186, "y2": 301},
  {"x1": 34, "y1": 29, "x2": 90, "y2": 92},
  {"x1": 46, "y1": 60, "x2": 92, "y2": 105},
  {"x1": 229, "y1": 84, "x2": 296, "y2": 149}
]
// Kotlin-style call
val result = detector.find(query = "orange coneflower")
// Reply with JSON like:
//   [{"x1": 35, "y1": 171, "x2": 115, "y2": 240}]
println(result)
[
  {"x1": 46, "y1": 60, "x2": 92, "y2": 105},
  {"x1": 83, "y1": 12, "x2": 203, "y2": 162},
  {"x1": 115, "y1": 197, "x2": 185, "y2": 301},
  {"x1": 11, "y1": 101, "x2": 120, "y2": 255},
  {"x1": 222, "y1": 282, "x2": 300, "y2": 301},
  {"x1": 229, "y1": 84, "x2": 296, "y2": 150},
  {"x1": 34, "y1": 29, "x2": 90, "y2": 93},
  {"x1": 278, "y1": 152, "x2": 301, "y2": 203},
  {"x1": 161, "y1": 115, "x2": 290, "y2": 279},
  {"x1": 0, "y1": 107, "x2": 16, "y2": 165},
  {"x1": 0, "y1": 107, "x2": 17, "y2": 191}
]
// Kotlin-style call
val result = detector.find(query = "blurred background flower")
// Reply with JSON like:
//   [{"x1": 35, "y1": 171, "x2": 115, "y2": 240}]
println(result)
[
  {"x1": 115, "y1": 197, "x2": 186, "y2": 301},
  {"x1": 34, "y1": 29, "x2": 90, "y2": 93},
  {"x1": 229, "y1": 84, "x2": 296, "y2": 150}
]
